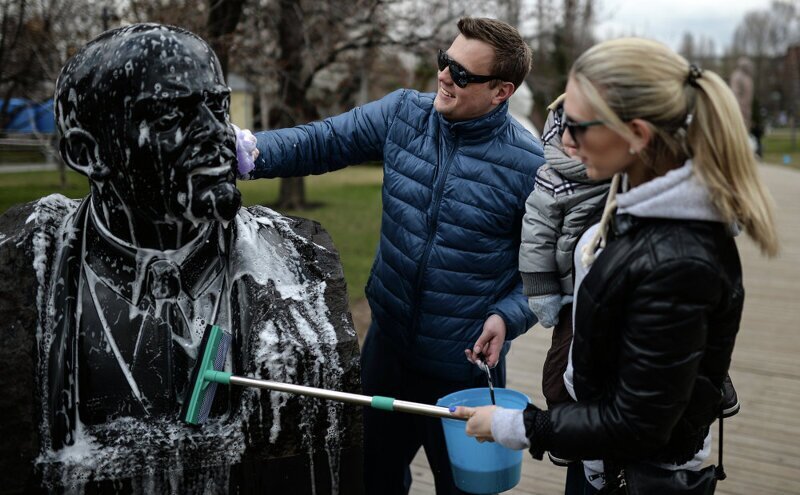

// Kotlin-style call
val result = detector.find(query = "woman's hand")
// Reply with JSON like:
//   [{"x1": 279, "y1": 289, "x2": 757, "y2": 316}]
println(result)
[{"x1": 451, "y1": 405, "x2": 498, "y2": 443}]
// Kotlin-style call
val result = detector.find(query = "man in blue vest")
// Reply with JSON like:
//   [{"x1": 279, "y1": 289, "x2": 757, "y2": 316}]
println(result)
[{"x1": 249, "y1": 17, "x2": 544, "y2": 494}]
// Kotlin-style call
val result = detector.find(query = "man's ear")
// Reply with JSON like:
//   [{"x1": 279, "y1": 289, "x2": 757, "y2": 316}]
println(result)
[
  {"x1": 59, "y1": 128, "x2": 111, "y2": 179},
  {"x1": 492, "y1": 81, "x2": 516, "y2": 105},
  {"x1": 628, "y1": 119, "x2": 653, "y2": 152}
]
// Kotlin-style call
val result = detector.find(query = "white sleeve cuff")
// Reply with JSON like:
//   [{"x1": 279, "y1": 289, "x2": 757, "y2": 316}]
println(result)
[{"x1": 491, "y1": 407, "x2": 530, "y2": 450}]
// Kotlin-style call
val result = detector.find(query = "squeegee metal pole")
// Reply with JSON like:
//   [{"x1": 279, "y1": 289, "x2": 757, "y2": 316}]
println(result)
[
  {"x1": 228, "y1": 376, "x2": 462, "y2": 420},
  {"x1": 392, "y1": 399, "x2": 461, "y2": 419},
  {"x1": 230, "y1": 376, "x2": 373, "y2": 405}
]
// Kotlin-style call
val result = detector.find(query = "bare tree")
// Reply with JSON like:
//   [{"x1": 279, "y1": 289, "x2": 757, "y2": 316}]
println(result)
[
  {"x1": 520, "y1": 0, "x2": 596, "y2": 126},
  {"x1": 0, "y1": 0, "x2": 108, "y2": 185},
  {"x1": 126, "y1": 0, "x2": 207, "y2": 35},
  {"x1": 0, "y1": 0, "x2": 29, "y2": 130},
  {"x1": 0, "y1": 0, "x2": 78, "y2": 128},
  {"x1": 679, "y1": 31, "x2": 717, "y2": 71},
  {"x1": 730, "y1": 0, "x2": 800, "y2": 141},
  {"x1": 207, "y1": 0, "x2": 246, "y2": 75}
]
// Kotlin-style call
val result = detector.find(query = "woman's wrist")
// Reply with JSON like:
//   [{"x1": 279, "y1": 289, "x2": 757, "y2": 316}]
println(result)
[{"x1": 491, "y1": 407, "x2": 531, "y2": 450}]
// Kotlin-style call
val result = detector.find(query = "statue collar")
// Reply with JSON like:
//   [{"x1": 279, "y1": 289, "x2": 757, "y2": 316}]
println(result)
[{"x1": 83, "y1": 200, "x2": 228, "y2": 305}]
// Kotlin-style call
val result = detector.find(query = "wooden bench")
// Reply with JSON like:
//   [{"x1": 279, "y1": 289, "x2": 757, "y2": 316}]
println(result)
[{"x1": 0, "y1": 133, "x2": 58, "y2": 165}]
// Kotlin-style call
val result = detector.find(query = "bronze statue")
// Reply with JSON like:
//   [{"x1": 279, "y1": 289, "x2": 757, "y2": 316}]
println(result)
[{"x1": 0, "y1": 24, "x2": 361, "y2": 493}]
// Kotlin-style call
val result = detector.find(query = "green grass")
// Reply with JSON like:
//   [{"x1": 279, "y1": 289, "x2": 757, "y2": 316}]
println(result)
[
  {"x1": 0, "y1": 169, "x2": 89, "y2": 211},
  {"x1": 762, "y1": 128, "x2": 800, "y2": 170},
  {"x1": 238, "y1": 167, "x2": 383, "y2": 299},
  {"x1": 0, "y1": 166, "x2": 383, "y2": 301},
  {"x1": 0, "y1": 149, "x2": 48, "y2": 163}
]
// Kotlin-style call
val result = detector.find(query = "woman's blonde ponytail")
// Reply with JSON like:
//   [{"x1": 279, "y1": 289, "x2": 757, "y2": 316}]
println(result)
[
  {"x1": 571, "y1": 38, "x2": 779, "y2": 257},
  {"x1": 690, "y1": 70, "x2": 779, "y2": 256}
]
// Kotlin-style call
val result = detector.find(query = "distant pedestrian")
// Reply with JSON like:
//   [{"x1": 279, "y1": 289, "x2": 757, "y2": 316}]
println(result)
[{"x1": 729, "y1": 56, "x2": 760, "y2": 155}]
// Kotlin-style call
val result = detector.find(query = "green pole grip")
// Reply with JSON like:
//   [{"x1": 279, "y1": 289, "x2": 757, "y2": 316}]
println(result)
[
  {"x1": 371, "y1": 395, "x2": 395, "y2": 411},
  {"x1": 204, "y1": 370, "x2": 232, "y2": 384}
]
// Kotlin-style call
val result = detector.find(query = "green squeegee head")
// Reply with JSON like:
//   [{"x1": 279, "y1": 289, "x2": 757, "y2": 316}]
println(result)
[{"x1": 182, "y1": 324, "x2": 233, "y2": 425}]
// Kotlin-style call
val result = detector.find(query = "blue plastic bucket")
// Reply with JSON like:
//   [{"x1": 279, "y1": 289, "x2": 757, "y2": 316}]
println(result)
[{"x1": 437, "y1": 387, "x2": 529, "y2": 494}]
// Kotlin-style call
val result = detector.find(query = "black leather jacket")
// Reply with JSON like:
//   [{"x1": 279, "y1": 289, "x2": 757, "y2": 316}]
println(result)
[{"x1": 525, "y1": 214, "x2": 744, "y2": 464}]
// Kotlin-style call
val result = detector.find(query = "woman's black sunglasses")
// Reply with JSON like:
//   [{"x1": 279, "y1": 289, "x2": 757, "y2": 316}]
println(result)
[
  {"x1": 558, "y1": 112, "x2": 605, "y2": 147},
  {"x1": 437, "y1": 49, "x2": 503, "y2": 88}
]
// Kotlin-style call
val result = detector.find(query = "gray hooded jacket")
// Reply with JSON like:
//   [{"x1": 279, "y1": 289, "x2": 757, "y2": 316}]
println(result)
[{"x1": 519, "y1": 103, "x2": 610, "y2": 297}]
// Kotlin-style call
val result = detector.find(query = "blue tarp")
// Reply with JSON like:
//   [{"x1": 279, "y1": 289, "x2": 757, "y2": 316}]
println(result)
[{"x1": 1, "y1": 98, "x2": 55, "y2": 133}]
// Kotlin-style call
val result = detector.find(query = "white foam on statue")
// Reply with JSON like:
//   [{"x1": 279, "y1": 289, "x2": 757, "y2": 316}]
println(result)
[
  {"x1": 137, "y1": 121, "x2": 150, "y2": 146},
  {"x1": 29, "y1": 195, "x2": 82, "y2": 454},
  {"x1": 31, "y1": 195, "x2": 76, "y2": 335},
  {"x1": 232, "y1": 206, "x2": 344, "y2": 494},
  {"x1": 27, "y1": 194, "x2": 348, "y2": 492},
  {"x1": 83, "y1": 263, "x2": 149, "y2": 411}
]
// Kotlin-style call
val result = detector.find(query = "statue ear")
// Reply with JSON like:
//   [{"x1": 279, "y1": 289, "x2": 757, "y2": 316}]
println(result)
[{"x1": 59, "y1": 129, "x2": 111, "y2": 180}]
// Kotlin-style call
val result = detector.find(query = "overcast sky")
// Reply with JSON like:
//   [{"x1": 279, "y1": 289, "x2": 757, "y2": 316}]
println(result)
[{"x1": 594, "y1": 0, "x2": 774, "y2": 53}]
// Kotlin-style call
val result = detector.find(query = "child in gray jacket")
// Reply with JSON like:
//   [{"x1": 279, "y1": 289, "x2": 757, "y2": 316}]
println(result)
[{"x1": 519, "y1": 95, "x2": 609, "y2": 405}]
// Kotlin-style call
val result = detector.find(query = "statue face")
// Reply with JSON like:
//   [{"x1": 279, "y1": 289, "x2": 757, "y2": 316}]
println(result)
[
  {"x1": 57, "y1": 26, "x2": 242, "y2": 225},
  {"x1": 120, "y1": 34, "x2": 240, "y2": 221},
  {"x1": 123, "y1": 36, "x2": 240, "y2": 224}
]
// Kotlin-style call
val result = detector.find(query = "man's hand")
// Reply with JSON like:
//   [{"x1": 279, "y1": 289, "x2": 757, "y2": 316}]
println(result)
[
  {"x1": 465, "y1": 314, "x2": 506, "y2": 368},
  {"x1": 451, "y1": 405, "x2": 498, "y2": 442},
  {"x1": 232, "y1": 124, "x2": 259, "y2": 178}
]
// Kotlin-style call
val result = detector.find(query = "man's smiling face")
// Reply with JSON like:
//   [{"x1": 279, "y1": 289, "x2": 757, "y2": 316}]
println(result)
[{"x1": 433, "y1": 34, "x2": 501, "y2": 122}]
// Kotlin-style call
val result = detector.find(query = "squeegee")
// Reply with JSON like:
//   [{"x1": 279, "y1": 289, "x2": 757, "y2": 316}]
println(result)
[{"x1": 182, "y1": 324, "x2": 464, "y2": 425}]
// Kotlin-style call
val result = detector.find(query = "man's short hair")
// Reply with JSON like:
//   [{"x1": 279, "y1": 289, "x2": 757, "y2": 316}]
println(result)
[{"x1": 457, "y1": 17, "x2": 532, "y2": 90}]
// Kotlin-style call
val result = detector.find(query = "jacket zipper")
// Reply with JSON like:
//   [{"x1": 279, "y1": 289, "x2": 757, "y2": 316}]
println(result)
[{"x1": 408, "y1": 132, "x2": 459, "y2": 339}]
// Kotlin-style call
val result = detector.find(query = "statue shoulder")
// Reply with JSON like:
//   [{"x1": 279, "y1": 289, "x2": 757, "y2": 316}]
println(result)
[
  {"x1": 0, "y1": 194, "x2": 81, "y2": 488},
  {"x1": 0, "y1": 194, "x2": 84, "y2": 324},
  {"x1": 0, "y1": 195, "x2": 81, "y2": 260},
  {"x1": 231, "y1": 205, "x2": 348, "y2": 314},
  {"x1": 237, "y1": 205, "x2": 336, "y2": 254}
]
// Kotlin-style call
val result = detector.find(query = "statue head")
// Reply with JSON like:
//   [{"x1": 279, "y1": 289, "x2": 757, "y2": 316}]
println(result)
[{"x1": 55, "y1": 24, "x2": 241, "y2": 231}]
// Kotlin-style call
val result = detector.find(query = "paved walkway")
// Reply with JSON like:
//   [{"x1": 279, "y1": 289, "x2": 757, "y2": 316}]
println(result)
[{"x1": 408, "y1": 163, "x2": 800, "y2": 494}]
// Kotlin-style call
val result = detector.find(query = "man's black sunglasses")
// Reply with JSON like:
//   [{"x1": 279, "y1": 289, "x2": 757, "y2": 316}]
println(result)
[
  {"x1": 437, "y1": 49, "x2": 503, "y2": 88},
  {"x1": 558, "y1": 112, "x2": 605, "y2": 147}
]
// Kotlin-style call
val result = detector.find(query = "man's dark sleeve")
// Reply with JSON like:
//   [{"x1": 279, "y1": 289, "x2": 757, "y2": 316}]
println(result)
[{"x1": 487, "y1": 278, "x2": 537, "y2": 340}]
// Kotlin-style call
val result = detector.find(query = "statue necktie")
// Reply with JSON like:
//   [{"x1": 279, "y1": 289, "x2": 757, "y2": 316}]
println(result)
[{"x1": 132, "y1": 259, "x2": 191, "y2": 414}]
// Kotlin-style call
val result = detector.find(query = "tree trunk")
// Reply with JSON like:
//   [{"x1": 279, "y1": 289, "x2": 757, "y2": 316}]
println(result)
[
  {"x1": 206, "y1": 0, "x2": 245, "y2": 77},
  {"x1": 278, "y1": 177, "x2": 306, "y2": 210},
  {"x1": 273, "y1": 0, "x2": 319, "y2": 210},
  {"x1": 259, "y1": 83, "x2": 272, "y2": 130},
  {"x1": 59, "y1": 159, "x2": 67, "y2": 189}
]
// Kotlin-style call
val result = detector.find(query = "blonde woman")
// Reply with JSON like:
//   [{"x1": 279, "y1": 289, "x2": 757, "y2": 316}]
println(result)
[{"x1": 453, "y1": 37, "x2": 779, "y2": 493}]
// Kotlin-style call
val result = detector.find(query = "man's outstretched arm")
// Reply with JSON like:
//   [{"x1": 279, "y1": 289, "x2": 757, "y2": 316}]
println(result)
[{"x1": 250, "y1": 89, "x2": 407, "y2": 179}]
